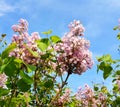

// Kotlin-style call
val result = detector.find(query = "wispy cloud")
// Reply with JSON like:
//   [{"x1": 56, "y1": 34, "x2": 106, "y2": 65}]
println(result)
[{"x1": 0, "y1": 0, "x2": 15, "y2": 16}]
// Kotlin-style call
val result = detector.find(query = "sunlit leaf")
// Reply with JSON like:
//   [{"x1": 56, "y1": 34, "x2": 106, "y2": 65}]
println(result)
[
  {"x1": 20, "y1": 71, "x2": 33, "y2": 85},
  {"x1": 103, "y1": 64, "x2": 113, "y2": 79},
  {"x1": 113, "y1": 26, "x2": 118, "y2": 30},
  {"x1": 36, "y1": 38, "x2": 50, "y2": 51},
  {"x1": 117, "y1": 33, "x2": 120, "y2": 40},
  {"x1": 2, "y1": 43, "x2": 16, "y2": 59},
  {"x1": 50, "y1": 35, "x2": 61, "y2": 43},
  {"x1": 42, "y1": 30, "x2": 52, "y2": 35},
  {"x1": 26, "y1": 47, "x2": 39, "y2": 57},
  {"x1": 25, "y1": 63, "x2": 36, "y2": 72}
]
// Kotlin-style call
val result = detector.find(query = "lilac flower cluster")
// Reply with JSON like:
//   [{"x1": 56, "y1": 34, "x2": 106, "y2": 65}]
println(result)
[
  {"x1": 54, "y1": 20, "x2": 93, "y2": 75},
  {"x1": 0, "y1": 73, "x2": 7, "y2": 88},
  {"x1": 58, "y1": 88, "x2": 71, "y2": 104},
  {"x1": 12, "y1": 19, "x2": 28, "y2": 33},
  {"x1": 53, "y1": 88, "x2": 71, "y2": 106},
  {"x1": 68, "y1": 20, "x2": 85, "y2": 36},
  {"x1": 75, "y1": 85, "x2": 106, "y2": 107},
  {"x1": 9, "y1": 19, "x2": 41, "y2": 65}
]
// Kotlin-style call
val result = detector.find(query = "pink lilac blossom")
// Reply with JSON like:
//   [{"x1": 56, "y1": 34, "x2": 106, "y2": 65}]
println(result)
[
  {"x1": 54, "y1": 20, "x2": 93, "y2": 75},
  {"x1": 12, "y1": 18, "x2": 28, "y2": 33},
  {"x1": 0, "y1": 73, "x2": 7, "y2": 88},
  {"x1": 9, "y1": 19, "x2": 41, "y2": 65},
  {"x1": 75, "y1": 85, "x2": 106, "y2": 107},
  {"x1": 116, "y1": 79, "x2": 120, "y2": 91},
  {"x1": 68, "y1": 20, "x2": 85, "y2": 36},
  {"x1": 56, "y1": 88, "x2": 71, "y2": 106}
]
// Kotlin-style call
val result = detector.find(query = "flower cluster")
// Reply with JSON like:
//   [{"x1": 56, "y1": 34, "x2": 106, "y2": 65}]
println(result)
[
  {"x1": 12, "y1": 19, "x2": 28, "y2": 33},
  {"x1": 68, "y1": 20, "x2": 85, "y2": 36},
  {"x1": 54, "y1": 20, "x2": 93, "y2": 75},
  {"x1": 53, "y1": 88, "x2": 71, "y2": 106},
  {"x1": 75, "y1": 85, "x2": 106, "y2": 107},
  {"x1": 58, "y1": 88, "x2": 71, "y2": 104},
  {"x1": 9, "y1": 19, "x2": 41, "y2": 65},
  {"x1": 0, "y1": 73, "x2": 7, "y2": 88}
]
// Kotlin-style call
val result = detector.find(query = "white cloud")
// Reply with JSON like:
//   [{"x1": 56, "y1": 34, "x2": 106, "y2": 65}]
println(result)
[{"x1": 0, "y1": 0, "x2": 15, "y2": 16}]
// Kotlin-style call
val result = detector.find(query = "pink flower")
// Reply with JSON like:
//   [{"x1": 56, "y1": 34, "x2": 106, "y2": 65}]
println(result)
[
  {"x1": 10, "y1": 19, "x2": 41, "y2": 65},
  {"x1": 116, "y1": 79, "x2": 120, "y2": 91},
  {"x1": 0, "y1": 73, "x2": 7, "y2": 88},
  {"x1": 12, "y1": 18, "x2": 28, "y2": 33},
  {"x1": 54, "y1": 25, "x2": 93, "y2": 75},
  {"x1": 68, "y1": 20, "x2": 85, "y2": 36},
  {"x1": 58, "y1": 88, "x2": 71, "y2": 104},
  {"x1": 75, "y1": 85, "x2": 107, "y2": 107},
  {"x1": 31, "y1": 32, "x2": 40, "y2": 41}
]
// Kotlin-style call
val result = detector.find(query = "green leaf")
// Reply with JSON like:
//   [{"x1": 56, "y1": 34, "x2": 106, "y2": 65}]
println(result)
[
  {"x1": 101, "y1": 86, "x2": 108, "y2": 93},
  {"x1": 113, "y1": 26, "x2": 118, "y2": 30},
  {"x1": 98, "y1": 61, "x2": 105, "y2": 71},
  {"x1": 94, "y1": 86, "x2": 99, "y2": 91},
  {"x1": 25, "y1": 63, "x2": 36, "y2": 72},
  {"x1": 14, "y1": 58, "x2": 23, "y2": 64},
  {"x1": 116, "y1": 70, "x2": 120, "y2": 75},
  {"x1": 41, "y1": 53, "x2": 51, "y2": 59},
  {"x1": 97, "y1": 54, "x2": 113, "y2": 63},
  {"x1": 37, "y1": 42, "x2": 47, "y2": 51},
  {"x1": 36, "y1": 38, "x2": 50, "y2": 51},
  {"x1": 98, "y1": 61, "x2": 113, "y2": 79},
  {"x1": 0, "y1": 100, "x2": 6, "y2": 106},
  {"x1": 20, "y1": 71, "x2": 33, "y2": 85},
  {"x1": 2, "y1": 43, "x2": 16, "y2": 59},
  {"x1": 50, "y1": 35, "x2": 61, "y2": 43},
  {"x1": 17, "y1": 79, "x2": 31, "y2": 92},
  {"x1": 113, "y1": 84, "x2": 118, "y2": 92},
  {"x1": 3, "y1": 58, "x2": 18, "y2": 76},
  {"x1": 26, "y1": 47, "x2": 39, "y2": 57},
  {"x1": 103, "y1": 64, "x2": 113, "y2": 79},
  {"x1": 112, "y1": 79, "x2": 117, "y2": 82},
  {"x1": 40, "y1": 38, "x2": 50, "y2": 46},
  {"x1": 44, "y1": 79, "x2": 53, "y2": 88},
  {"x1": 0, "y1": 88, "x2": 9, "y2": 96},
  {"x1": 42, "y1": 30, "x2": 52, "y2": 35},
  {"x1": 117, "y1": 33, "x2": 120, "y2": 40},
  {"x1": 1, "y1": 34, "x2": 6, "y2": 38}
]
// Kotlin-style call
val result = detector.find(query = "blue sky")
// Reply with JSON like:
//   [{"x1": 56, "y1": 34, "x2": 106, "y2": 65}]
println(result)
[{"x1": 0, "y1": 0, "x2": 120, "y2": 91}]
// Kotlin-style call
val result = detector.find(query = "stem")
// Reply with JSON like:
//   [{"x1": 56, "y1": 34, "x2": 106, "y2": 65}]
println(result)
[
  {"x1": 8, "y1": 77, "x2": 17, "y2": 107},
  {"x1": 48, "y1": 72, "x2": 70, "y2": 107},
  {"x1": 33, "y1": 70, "x2": 40, "y2": 106}
]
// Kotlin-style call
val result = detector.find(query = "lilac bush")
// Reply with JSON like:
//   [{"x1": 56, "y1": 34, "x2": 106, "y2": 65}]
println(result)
[{"x1": 0, "y1": 18, "x2": 120, "y2": 107}]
